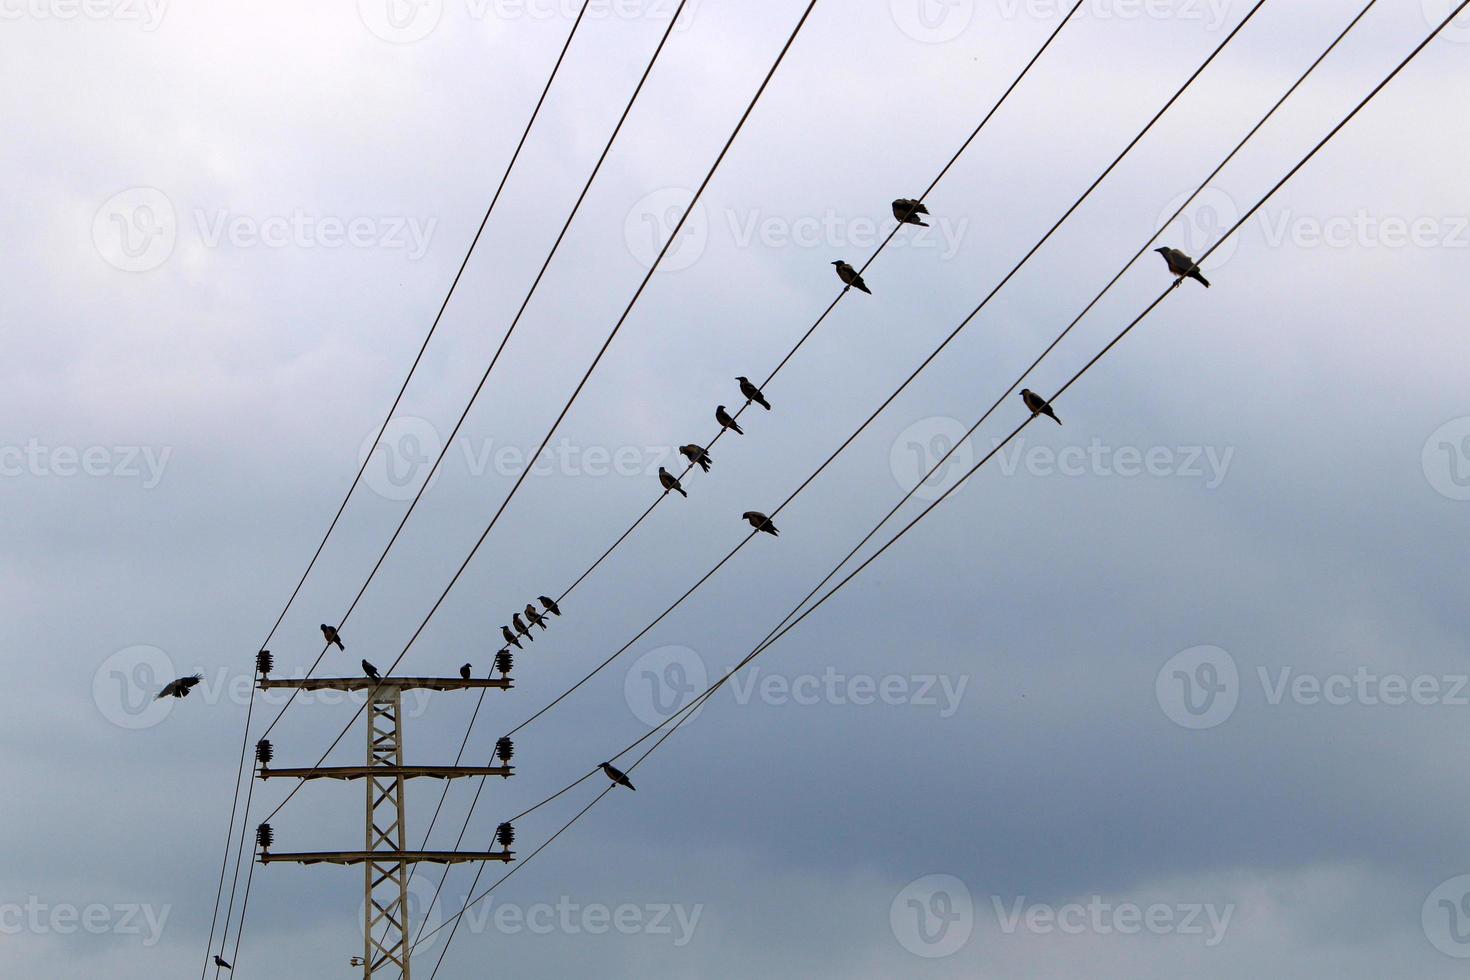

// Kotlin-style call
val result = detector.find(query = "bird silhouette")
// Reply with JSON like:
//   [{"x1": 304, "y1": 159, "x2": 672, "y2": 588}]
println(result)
[
  {"x1": 321, "y1": 624, "x2": 345, "y2": 650},
  {"x1": 892, "y1": 198, "x2": 930, "y2": 226},
  {"x1": 659, "y1": 467, "x2": 688, "y2": 498},
  {"x1": 1021, "y1": 389, "x2": 1061, "y2": 425},
  {"x1": 716, "y1": 405, "x2": 744, "y2": 435},
  {"x1": 512, "y1": 614, "x2": 535, "y2": 642},
  {"x1": 539, "y1": 596, "x2": 561, "y2": 617},
  {"x1": 832, "y1": 260, "x2": 871, "y2": 294},
  {"x1": 155, "y1": 674, "x2": 203, "y2": 700},
  {"x1": 743, "y1": 511, "x2": 779, "y2": 536},
  {"x1": 737, "y1": 376, "x2": 770, "y2": 410},
  {"x1": 502, "y1": 626, "x2": 522, "y2": 650},
  {"x1": 361, "y1": 659, "x2": 381, "y2": 681},
  {"x1": 1154, "y1": 246, "x2": 1210, "y2": 288},
  {"x1": 679, "y1": 444, "x2": 712, "y2": 473},
  {"x1": 525, "y1": 604, "x2": 547, "y2": 630},
  {"x1": 214, "y1": 955, "x2": 233, "y2": 970},
  {"x1": 601, "y1": 762, "x2": 635, "y2": 791},
  {"x1": 459, "y1": 663, "x2": 472, "y2": 680}
]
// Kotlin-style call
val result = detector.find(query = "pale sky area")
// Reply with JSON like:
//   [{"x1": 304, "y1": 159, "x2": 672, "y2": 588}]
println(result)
[{"x1": 4, "y1": 1, "x2": 1470, "y2": 977}]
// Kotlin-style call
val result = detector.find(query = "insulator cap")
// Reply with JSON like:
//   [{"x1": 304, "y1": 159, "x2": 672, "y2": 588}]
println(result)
[
  {"x1": 256, "y1": 822, "x2": 274, "y2": 851},
  {"x1": 495, "y1": 737, "x2": 514, "y2": 763},
  {"x1": 494, "y1": 650, "x2": 513, "y2": 676},
  {"x1": 256, "y1": 739, "x2": 273, "y2": 765},
  {"x1": 256, "y1": 650, "x2": 274, "y2": 676},
  {"x1": 496, "y1": 822, "x2": 515, "y2": 849}
]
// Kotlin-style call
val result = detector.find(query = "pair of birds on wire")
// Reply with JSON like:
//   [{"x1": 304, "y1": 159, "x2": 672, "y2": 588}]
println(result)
[
  {"x1": 831, "y1": 198, "x2": 932, "y2": 296},
  {"x1": 660, "y1": 378, "x2": 770, "y2": 501},
  {"x1": 316, "y1": 623, "x2": 386, "y2": 683},
  {"x1": 500, "y1": 595, "x2": 561, "y2": 652}
]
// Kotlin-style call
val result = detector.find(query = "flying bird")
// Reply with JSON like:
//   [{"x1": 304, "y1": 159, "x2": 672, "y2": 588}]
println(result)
[
  {"x1": 737, "y1": 376, "x2": 770, "y2": 410},
  {"x1": 600, "y1": 762, "x2": 635, "y2": 791},
  {"x1": 1021, "y1": 388, "x2": 1061, "y2": 425},
  {"x1": 743, "y1": 511, "x2": 779, "y2": 536},
  {"x1": 659, "y1": 467, "x2": 688, "y2": 498},
  {"x1": 459, "y1": 663, "x2": 472, "y2": 680},
  {"x1": 214, "y1": 955, "x2": 233, "y2": 970},
  {"x1": 679, "y1": 444, "x2": 712, "y2": 473},
  {"x1": 539, "y1": 596, "x2": 561, "y2": 617},
  {"x1": 1154, "y1": 246, "x2": 1210, "y2": 288},
  {"x1": 525, "y1": 604, "x2": 547, "y2": 630},
  {"x1": 320, "y1": 624, "x2": 345, "y2": 650},
  {"x1": 502, "y1": 626, "x2": 522, "y2": 650},
  {"x1": 715, "y1": 405, "x2": 743, "y2": 435},
  {"x1": 892, "y1": 198, "x2": 930, "y2": 226},
  {"x1": 512, "y1": 614, "x2": 535, "y2": 642},
  {"x1": 155, "y1": 673, "x2": 203, "y2": 700},
  {"x1": 832, "y1": 260, "x2": 871, "y2": 294},
  {"x1": 361, "y1": 660, "x2": 381, "y2": 681}
]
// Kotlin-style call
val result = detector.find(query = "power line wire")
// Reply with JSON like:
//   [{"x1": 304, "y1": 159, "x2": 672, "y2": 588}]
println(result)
[
  {"x1": 413, "y1": 2, "x2": 1460, "y2": 959},
  {"x1": 200, "y1": 8, "x2": 594, "y2": 975}
]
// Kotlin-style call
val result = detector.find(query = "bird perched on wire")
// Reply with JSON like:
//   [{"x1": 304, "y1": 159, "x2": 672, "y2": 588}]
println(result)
[
  {"x1": 155, "y1": 673, "x2": 203, "y2": 700},
  {"x1": 1021, "y1": 388, "x2": 1061, "y2": 425},
  {"x1": 362, "y1": 660, "x2": 381, "y2": 681},
  {"x1": 679, "y1": 444, "x2": 712, "y2": 473},
  {"x1": 600, "y1": 762, "x2": 635, "y2": 791},
  {"x1": 737, "y1": 376, "x2": 770, "y2": 410},
  {"x1": 524, "y1": 604, "x2": 547, "y2": 631},
  {"x1": 659, "y1": 467, "x2": 688, "y2": 498},
  {"x1": 320, "y1": 624, "x2": 345, "y2": 650},
  {"x1": 1154, "y1": 246, "x2": 1210, "y2": 288},
  {"x1": 892, "y1": 198, "x2": 930, "y2": 227},
  {"x1": 539, "y1": 596, "x2": 561, "y2": 617},
  {"x1": 715, "y1": 405, "x2": 743, "y2": 435},
  {"x1": 743, "y1": 511, "x2": 779, "y2": 536},
  {"x1": 459, "y1": 663, "x2": 472, "y2": 681},
  {"x1": 832, "y1": 260, "x2": 871, "y2": 294},
  {"x1": 502, "y1": 626, "x2": 523, "y2": 650},
  {"x1": 512, "y1": 613, "x2": 535, "y2": 643},
  {"x1": 214, "y1": 955, "x2": 233, "y2": 970}
]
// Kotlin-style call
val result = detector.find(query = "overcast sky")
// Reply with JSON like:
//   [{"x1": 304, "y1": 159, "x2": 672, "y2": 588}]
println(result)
[{"x1": 4, "y1": 0, "x2": 1470, "y2": 977}]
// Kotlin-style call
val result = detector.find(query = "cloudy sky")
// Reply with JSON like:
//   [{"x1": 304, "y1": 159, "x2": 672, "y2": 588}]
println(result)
[{"x1": 5, "y1": 0, "x2": 1470, "y2": 976}]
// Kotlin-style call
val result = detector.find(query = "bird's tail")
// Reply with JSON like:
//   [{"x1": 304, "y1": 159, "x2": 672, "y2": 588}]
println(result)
[
  {"x1": 757, "y1": 397, "x2": 771, "y2": 410},
  {"x1": 731, "y1": 422, "x2": 744, "y2": 435},
  {"x1": 856, "y1": 283, "x2": 871, "y2": 294},
  {"x1": 1193, "y1": 270, "x2": 1211, "y2": 288},
  {"x1": 676, "y1": 487, "x2": 688, "y2": 497},
  {"x1": 914, "y1": 218, "x2": 930, "y2": 227}
]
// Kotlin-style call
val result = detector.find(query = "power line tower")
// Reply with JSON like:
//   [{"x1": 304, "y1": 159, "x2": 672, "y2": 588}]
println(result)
[{"x1": 255, "y1": 665, "x2": 517, "y2": 978}]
